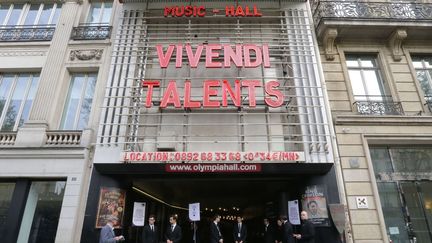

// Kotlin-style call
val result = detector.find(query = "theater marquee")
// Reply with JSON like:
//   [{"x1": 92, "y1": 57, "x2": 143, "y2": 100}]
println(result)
[{"x1": 96, "y1": 1, "x2": 335, "y2": 165}]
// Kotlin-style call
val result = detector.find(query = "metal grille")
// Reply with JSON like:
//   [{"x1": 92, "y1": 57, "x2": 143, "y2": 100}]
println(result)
[{"x1": 99, "y1": 2, "x2": 334, "y2": 163}]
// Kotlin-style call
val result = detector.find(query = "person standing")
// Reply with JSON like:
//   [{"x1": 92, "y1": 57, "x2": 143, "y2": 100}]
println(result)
[
  {"x1": 99, "y1": 217, "x2": 124, "y2": 243},
  {"x1": 142, "y1": 215, "x2": 158, "y2": 243},
  {"x1": 233, "y1": 216, "x2": 247, "y2": 243},
  {"x1": 294, "y1": 211, "x2": 315, "y2": 243},
  {"x1": 275, "y1": 219, "x2": 283, "y2": 243},
  {"x1": 210, "y1": 214, "x2": 223, "y2": 243},
  {"x1": 279, "y1": 216, "x2": 294, "y2": 243},
  {"x1": 262, "y1": 218, "x2": 275, "y2": 243},
  {"x1": 165, "y1": 214, "x2": 182, "y2": 243}
]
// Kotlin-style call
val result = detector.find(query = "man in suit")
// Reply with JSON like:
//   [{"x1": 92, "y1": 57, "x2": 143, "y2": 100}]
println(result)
[
  {"x1": 279, "y1": 216, "x2": 294, "y2": 243},
  {"x1": 99, "y1": 217, "x2": 124, "y2": 243},
  {"x1": 210, "y1": 214, "x2": 223, "y2": 243},
  {"x1": 142, "y1": 215, "x2": 158, "y2": 243},
  {"x1": 294, "y1": 211, "x2": 315, "y2": 243},
  {"x1": 233, "y1": 216, "x2": 247, "y2": 243},
  {"x1": 165, "y1": 214, "x2": 182, "y2": 243},
  {"x1": 262, "y1": 218, "x2": 275, "y2": 243}
]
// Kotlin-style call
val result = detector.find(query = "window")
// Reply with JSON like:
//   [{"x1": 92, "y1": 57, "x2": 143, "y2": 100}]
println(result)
[
  {"x1": 370, "y1": 147, "x2": 432, "y2": 243},
  {"x1": 0, "y1": 3, "x2": 61, "y2": 26},
  {"x1": 87, "y1": 2, "x2": 112, "y2": 25},
  {"x1": 0, "y1": 183, "x2": 15, "y2": 238},
  {"x1": 0, "y1": 73, "x2": 39, "y2": 131},
  {"x1": 346, "y1": 55, "x2": 390, "y2": 102},
  {"x1": 345, "y1": 55, "x2": 401, "y2": 114},
  {"x1": 412, "y1": 56, "x2": 432, "y2": 110},
  {"x1": 61, "y1": 73, "x2": 97, "y2": 130}
]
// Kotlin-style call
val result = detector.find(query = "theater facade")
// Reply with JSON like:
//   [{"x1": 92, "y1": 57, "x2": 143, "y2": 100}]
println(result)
[{"x1": 81, "y1": 1, "x2": 347, "y2": 243}]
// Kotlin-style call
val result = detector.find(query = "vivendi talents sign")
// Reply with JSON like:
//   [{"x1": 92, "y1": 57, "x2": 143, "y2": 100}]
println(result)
[{"x1": 142, "y1": 44, "x2": 284, "y2": 108}]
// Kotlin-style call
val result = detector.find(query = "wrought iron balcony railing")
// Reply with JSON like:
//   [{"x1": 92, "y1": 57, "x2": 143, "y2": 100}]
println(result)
[
  {"x1": 353, "y1": 96, "x2": 404, "y2": 115},
  {"x1": 0, "y1": 25, "x2": 55, "y2": 42},
  {"x1": 312, "y1": 1, "x2": 432, "y2": 27},
  {"x1": 71, "y1": 24, "x2": 112, "y2": 40}
]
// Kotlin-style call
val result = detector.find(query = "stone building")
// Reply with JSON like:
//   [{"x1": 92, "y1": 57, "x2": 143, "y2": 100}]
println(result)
[
  {"x1": 0, "y1": 0, "x2": 119, "y2": 242},
  {"x1": 314, "y1": 0, "x2": 432, "y2": 242}
]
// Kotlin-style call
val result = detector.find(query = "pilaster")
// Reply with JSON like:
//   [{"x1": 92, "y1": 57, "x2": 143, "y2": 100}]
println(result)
[{"x1": 28, "y1": 1, "x2": 80, "y2": 128}]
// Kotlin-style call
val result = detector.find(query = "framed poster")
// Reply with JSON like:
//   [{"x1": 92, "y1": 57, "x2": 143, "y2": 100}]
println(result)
[
  {"x1": 301, "y1": 185, "x2": 330, "y2": 226},
  {"x1": 95, "y1": 187, "x2": 126, "y2": 228}
]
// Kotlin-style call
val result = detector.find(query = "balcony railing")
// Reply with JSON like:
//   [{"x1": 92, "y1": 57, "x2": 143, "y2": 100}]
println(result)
[
  {"x1": 0, "y1": 25, "x2": 55, "y2": 42},
  {"x1": 312, "y1": 1, "x2": 432, "y2": 27},
  {"x1": 353, "y1": 96, "x2": 404, "y2": 115},
  {"x1": 46, "y1": 131, "x2": 82, "y2": 146},
  {"x1": 0, "y1": 132, "x2": 17, "y2": 146},
  {"x1": 71, "y1": 24, "x2": 112, "y2": 40}
]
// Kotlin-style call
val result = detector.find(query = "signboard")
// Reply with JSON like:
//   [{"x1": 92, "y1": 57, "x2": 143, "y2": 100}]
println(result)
[
  {"x1": 329, "y1": 204, "x2": 346, "y2": 234},
  {"x1": 132, "y1": 202, "x2": 146, "y2": 226},
  {"x1": 95, "y1": 187, "x2": 126, "y2": 228},
  {"x1": 189, "y1": 203, "x2": 201, "y2": 221},
  {"x1": 356, "y1": 197, "x2": 369, "y2": 209},
  {"x1": 122, "y1": 151, "x2": 304, "y2": 163},
  {"x1": 301, "y1": 185, "x2": 330, "y2": 226},
  {"x1": 288, "y1": 200, "x2": 301, "y2": 225},
  {"x1": 166, "y1": 163, "x2": 261, "y2": 173}
]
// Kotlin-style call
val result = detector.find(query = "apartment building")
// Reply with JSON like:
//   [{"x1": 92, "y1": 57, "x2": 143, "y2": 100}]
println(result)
[
  {"x1": 313, "y1": 0, "x2": 432, "y2": 242},
  {"x1": 0, "y1": 1, "x2": 118, "y2": 242}
]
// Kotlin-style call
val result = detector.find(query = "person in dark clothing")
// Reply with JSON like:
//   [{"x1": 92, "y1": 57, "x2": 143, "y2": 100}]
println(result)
[
  {"x1": 262, "y1": 218, "x2": 275, "y2": 243},
  {"x1": 210, "y1": 214, "x2": 223, "y2": 243},
  {"x1": 279, "y1": 216, "x2": 294, "y2": 243},
  {"x1": 294, "y1": 211, "x2": 315, "y2": 243},
  {"x1": 233, "y1": 216, "x2": 247, "y2": 243},
  {"x1": 164, "y1": 214, "x2": 182, "y2": 243},
  {"x1": 275, "y1": 219, "x2": 283, "y2": 243},
  {"x1": 142, "y1": 215, "x2": 158, "y2": 243}
]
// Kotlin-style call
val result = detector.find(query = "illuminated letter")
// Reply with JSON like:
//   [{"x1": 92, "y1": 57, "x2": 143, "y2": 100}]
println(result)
[
  {"x1": 242, "y1": 80, "x2": 262, "y2": 107},
  {"x1": 186, "y1": 44, "x2": 204, "y2": 68},
  {"x1": 160, "y1": 81, "x2": 181, "y2": 108},
  {"x1": 265, "y1": 81, "x2": 284, "y2": 107},
  {"x1": 262, "y1": 44, "x2": 271, "y2": 67},
  {"x1": 156, "y1": 44, "x2": 175, "y2": 68},
  {"x1": 142, "y1": 80, "x2": 160, "y2": 108},
  {"x1": 203, "y1": 80, "x2": 221, "y2": 107},
  {"x1": 184, "y1": 81, "x2": 201, "y2": 108},
  {"x1": 225, "y1": 6, "x2": 235, "y2": 17},
  {"x1": 175, "y1": 44, "x2": 183, "y2": 68},
  {"x1": 205, "y1": 44, "x2": 222, "y2": 68},
  {"x1": 235, "y1": 6, "x2": 245, "y2": 17},
  {"x1": 244, "y1": 44, "x2": 262, "y2": 67},
  {"x1": 223, "y1": 44, "x2": 243, "y2": 67},
  {"x1": 222, "y1": 80, "x2": 241, "y2": 107},
  {"x1": 164, "y1": 7, "x2": 175, "y2": 17},
  {"x1": 197, "y1": 6, "x2": 206, "y2": 17}
]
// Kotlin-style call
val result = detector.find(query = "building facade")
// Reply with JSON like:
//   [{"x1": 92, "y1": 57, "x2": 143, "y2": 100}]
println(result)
[
  {"x1": 0, "y1": 0, "x2": 118, "y2": 242},
  {"x1": 313, "y1": 0, "x2": 432, "y2": 242},
  {"x1": 81, "y1": 0, "x2": 346, "y2": 243}
]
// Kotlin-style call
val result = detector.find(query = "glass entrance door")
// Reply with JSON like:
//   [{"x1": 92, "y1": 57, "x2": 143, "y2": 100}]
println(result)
[{"x1": 400, "y1": 182, "x2": 432, "y2": 243}]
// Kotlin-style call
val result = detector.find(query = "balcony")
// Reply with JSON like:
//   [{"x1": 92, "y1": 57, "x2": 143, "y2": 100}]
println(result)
[
  {"x1": 353, "y1": 96, "x2": 404, "y2": 115},
  {"x1": 71, "y1": 24, "x2": 112, "y2": 40},
  {"x1": 312, "y1": 1, "x2": 432, "y2": 51},
  {"x1": 0, "y1": 25, "x2": 55, "y2": 42}
]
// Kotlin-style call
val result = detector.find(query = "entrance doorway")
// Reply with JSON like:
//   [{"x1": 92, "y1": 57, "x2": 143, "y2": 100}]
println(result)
[{"x1": 130, "y1": 176, "x2": 301, "y2": 243}]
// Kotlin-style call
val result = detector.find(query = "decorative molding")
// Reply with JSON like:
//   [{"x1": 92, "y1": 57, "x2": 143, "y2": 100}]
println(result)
[
  {"x1": 388, "y1": 29, "x2": 407, "y2": 62},
  {"x1": 0, "y1": 50, "x2": 47, "y2": 57},
  {"x1": 70, "y1": 49, "x2": 103, "y2": 61},
  {"x1": 323, "y1": 28, "x2": 338, "y2": 61}
]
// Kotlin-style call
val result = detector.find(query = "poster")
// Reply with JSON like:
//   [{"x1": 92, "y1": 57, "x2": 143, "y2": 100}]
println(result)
[
  {"x1": 132, "y1": 202, "x2": 146, "y2": 226},
  {"x1": 288, "y1": 200, "x2": 300, "y2": 225},
  {"x1": 95, "y1": 187, "x2": 126, "y2": 228},
  {"x1": 301, "y1": 185, "x2": 330, "y2": 226},
  {"x1": 189, "y1": 202, "x2": 200, "y2": 221}
]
